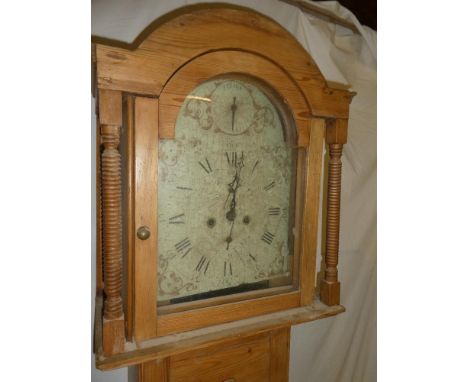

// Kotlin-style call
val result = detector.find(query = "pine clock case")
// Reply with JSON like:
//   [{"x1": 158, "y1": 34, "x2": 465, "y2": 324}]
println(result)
[{"x1": 93, "y1": 4, "x2": 354, "y2": 368}]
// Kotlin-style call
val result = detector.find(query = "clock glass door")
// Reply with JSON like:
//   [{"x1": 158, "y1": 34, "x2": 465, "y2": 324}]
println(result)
[{"x1": 157, "y1": 76, "x2": 300, "y2": 307}]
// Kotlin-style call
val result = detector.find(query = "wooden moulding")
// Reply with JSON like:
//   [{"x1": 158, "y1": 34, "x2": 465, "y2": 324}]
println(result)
[
  {"x1": 134, "y1": 97, "x2": 159, "y2": 341},
  {"x1": 99, "y1": 89, "x2": 125, "y2": 356},
  {"x1": 157, "y1": 292, "x2": 300, "y2": 337},
  {"x1": 326, "y1": 118, "x2": 348, "y2": 145},
  {"x1": 300, "y1": 118, "x2": 326, "y2": 305},
  {"x1": 95, "y1": 298, "x2": 344, "y2": 371},
  {"x1": 158, "y1": 50, "x2": 311, "y2": 141},
  {"x1": 93, "y1": 5, "x2": 354, "y2": 118},
  {"x1": 125, "y1": 95, "x2": 135, "y2": 341},
  {"x1": 320, "y1": 118, "x2": 348, "y2": 306}
]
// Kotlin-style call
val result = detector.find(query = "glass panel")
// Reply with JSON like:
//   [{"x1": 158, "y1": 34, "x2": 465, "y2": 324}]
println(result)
[{"x1": 157, "y1": 77, "x2": 298, "y2": 307}]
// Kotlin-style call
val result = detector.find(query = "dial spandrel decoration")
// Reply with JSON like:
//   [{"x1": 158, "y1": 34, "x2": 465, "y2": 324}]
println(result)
[{"x1": 157, "y1": 78, "x2": 296, "y2": 305}]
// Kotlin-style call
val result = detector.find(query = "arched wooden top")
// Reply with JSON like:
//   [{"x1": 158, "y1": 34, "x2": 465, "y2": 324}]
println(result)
[{"x1": 93, "y1": 4, "x2": 354, "y2": 118}]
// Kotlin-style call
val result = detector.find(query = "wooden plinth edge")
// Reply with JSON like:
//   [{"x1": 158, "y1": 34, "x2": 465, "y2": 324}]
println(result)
[
  {"x1": 94, "y1": 297, "x2": 345, "y2": 371},
  {"x1": 320, "y1": 280, "x2": 341, "y2": 306},
  {"x1": 103, "y1": 317, "x2": 125, "y2": 356}
]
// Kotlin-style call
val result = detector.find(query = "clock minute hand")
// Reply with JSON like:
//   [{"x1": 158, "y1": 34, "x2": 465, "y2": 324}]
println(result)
[
  {"x1": 225, "y1": 156, "x2": 244, "y2": 221},
  {"x1": 225, "y1": 169, "x2": 242, "y2": 249},
  {"x1": 225, "y1": 174, "x2": 238, "y2": 221}
]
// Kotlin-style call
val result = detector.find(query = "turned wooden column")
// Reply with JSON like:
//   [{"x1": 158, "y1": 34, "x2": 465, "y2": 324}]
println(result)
[
  {"x1": 320, "y1": 119, "x2": 348, "y2": 306},
  {"x1": 99, "y1": 89, "x2": 125, "y2": 355}
]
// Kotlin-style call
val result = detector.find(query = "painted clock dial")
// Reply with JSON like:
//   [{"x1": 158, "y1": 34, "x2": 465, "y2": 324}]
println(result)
[{"x1": 157, "y1": 77, "x2": 297, "y2": 305}]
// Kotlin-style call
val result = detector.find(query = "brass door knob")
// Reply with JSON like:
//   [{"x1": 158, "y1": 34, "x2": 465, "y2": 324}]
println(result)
[{"x1": 137, "y1": 226, "x2": 151, "y2": 240}]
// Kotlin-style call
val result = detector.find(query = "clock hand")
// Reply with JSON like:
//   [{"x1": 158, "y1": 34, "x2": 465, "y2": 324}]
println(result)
[
  {"x1": 226, "y1": 171, "x2": 240, "y2": 220},
  {"x1": 225, "y1": 190, "x2": 236, "y2": 249},
  {"x1": 225, "y1": 158, "x2": 246, "y2": 249},
  {"x1": 231, "y1": 96, "x2": 237, "y2": 131},
  {"x1": 226, "y1": 219, "x2": 235, "y2": 250},
  {"x1": 225, "y1": 151, "x2": 246, "y2": 237}
]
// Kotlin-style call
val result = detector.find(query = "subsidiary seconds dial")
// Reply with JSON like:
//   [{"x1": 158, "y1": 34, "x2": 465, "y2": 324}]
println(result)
[{"x1": 211, "y1": 81, "x2": 255, "y2": 135}]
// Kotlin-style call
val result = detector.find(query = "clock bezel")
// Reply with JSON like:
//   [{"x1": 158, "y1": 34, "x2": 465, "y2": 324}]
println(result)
[{"x1": 156, "y1": 74, "x2": 300, "y2": 308}]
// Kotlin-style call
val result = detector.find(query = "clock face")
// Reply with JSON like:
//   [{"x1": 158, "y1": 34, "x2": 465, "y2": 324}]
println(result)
[{"x1": 157, "y1": 77, "x2": 297, "y2": 305}]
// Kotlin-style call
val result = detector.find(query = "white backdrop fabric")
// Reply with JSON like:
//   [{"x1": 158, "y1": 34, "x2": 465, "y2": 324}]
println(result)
[{"x1": 91, "y1": 1, "x2": 376, "y2": 381}]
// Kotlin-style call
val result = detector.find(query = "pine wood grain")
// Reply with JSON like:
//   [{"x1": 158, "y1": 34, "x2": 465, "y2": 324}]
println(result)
[
  {"x1": 96, "y1": 300, "x2": 344, "y2": 370},
  {"x1": 125, "y1": 95, "x2": 135, "y2": 340},
  {"x1": 99, "y1": 89, "x2": 125, "y2": 356},
  {"x1": 291, "y1": 149, "x2": 305, "y2": 290},
  {"x1": 270, "y1": 327, "x2": 291, "y2": 382},
  {"x1": 156, "y1": 292, "x2": 300, "y2": 337},
  {"x1": 158, "y1": 50, "x2": 311, "y2": 140},
  {"x1": 326, "y1": 118, "x2": 348, "y2": 144},
  {"x1": 99, "y1": 89, "x2": 122, "y2": 126},
  {"x1": 94, "y1": 5, "x2": 353, "y2": 372},
  {"x1": 158, "y1": 286, "x2": 295, "y2": 315},
  {"x1": 170, "y1": 334, "x2": 270, "y2": 382},
  {"x1": 94, "y1": 5, "x2": 354, "y2": 118},
  {"x1": 139, "y1": 358, "x2": 168, "y2": 382},
  {"x1": 321, "y1": 124, "x2": 345, "y2": 305},
  {"x1": 103, "y1": 317, "x2": 125, "y2": 357},
  {"x1": 134, "y1": 96, "x2": 159, "y2": 341},
  {"x1": 300, "y1": 119, "x2": 326, "y2": 305},
  {"x1": 96, "y1": 106, "x2": 104, "y2": 293}
]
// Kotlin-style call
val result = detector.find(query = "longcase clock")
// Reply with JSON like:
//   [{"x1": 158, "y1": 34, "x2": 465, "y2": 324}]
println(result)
[{"x1": 93, "y1": 4, "x2": 354, "y2": 381}]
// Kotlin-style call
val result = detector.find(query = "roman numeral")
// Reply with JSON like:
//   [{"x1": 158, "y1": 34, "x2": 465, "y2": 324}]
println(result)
[
  {"x1": 176, "y1": 186, "x2": 192, "y2": 191},
  {"x1": 226, "y1": 152, "x2": 242, "y2": 167},
  {"x1": 198, "y1": 158, "x2": 212, "y2": 174},
  {"x1": 175, "y1": 238, "x2": 192, "y2": 257},
  {"x1": 226, "y1": 152, "x2": 245, "y2": 167},
  {"x1": 169, "y1": 213, "x2": 185, "y2": 224},
  {"x1": 261, "y1": 231, "x2": 275, "y2": 245},
  {"x1": 224, "y1": 261, "x2": 233, "y2": 276},
  {"x1": 268, "y1": 207, "x2": 280, "y2": 216},
  {"x1": 249, "y1": 253, "x2": 257, "y2": 262},
  {"x1": 195, "y1": 256, "x2": 209, "y2": 274},
  {"x1": 264, "y1": 181, "x2": 276, "y2": 191}
]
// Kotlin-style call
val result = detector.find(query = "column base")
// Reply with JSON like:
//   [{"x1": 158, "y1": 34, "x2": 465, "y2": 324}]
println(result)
[
  {"x1": 103, "y1": 316, "x2": 125, "y2": 356},
  {"x1": 320, "y1": 280, "x2": 341, "y2": 306}
]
